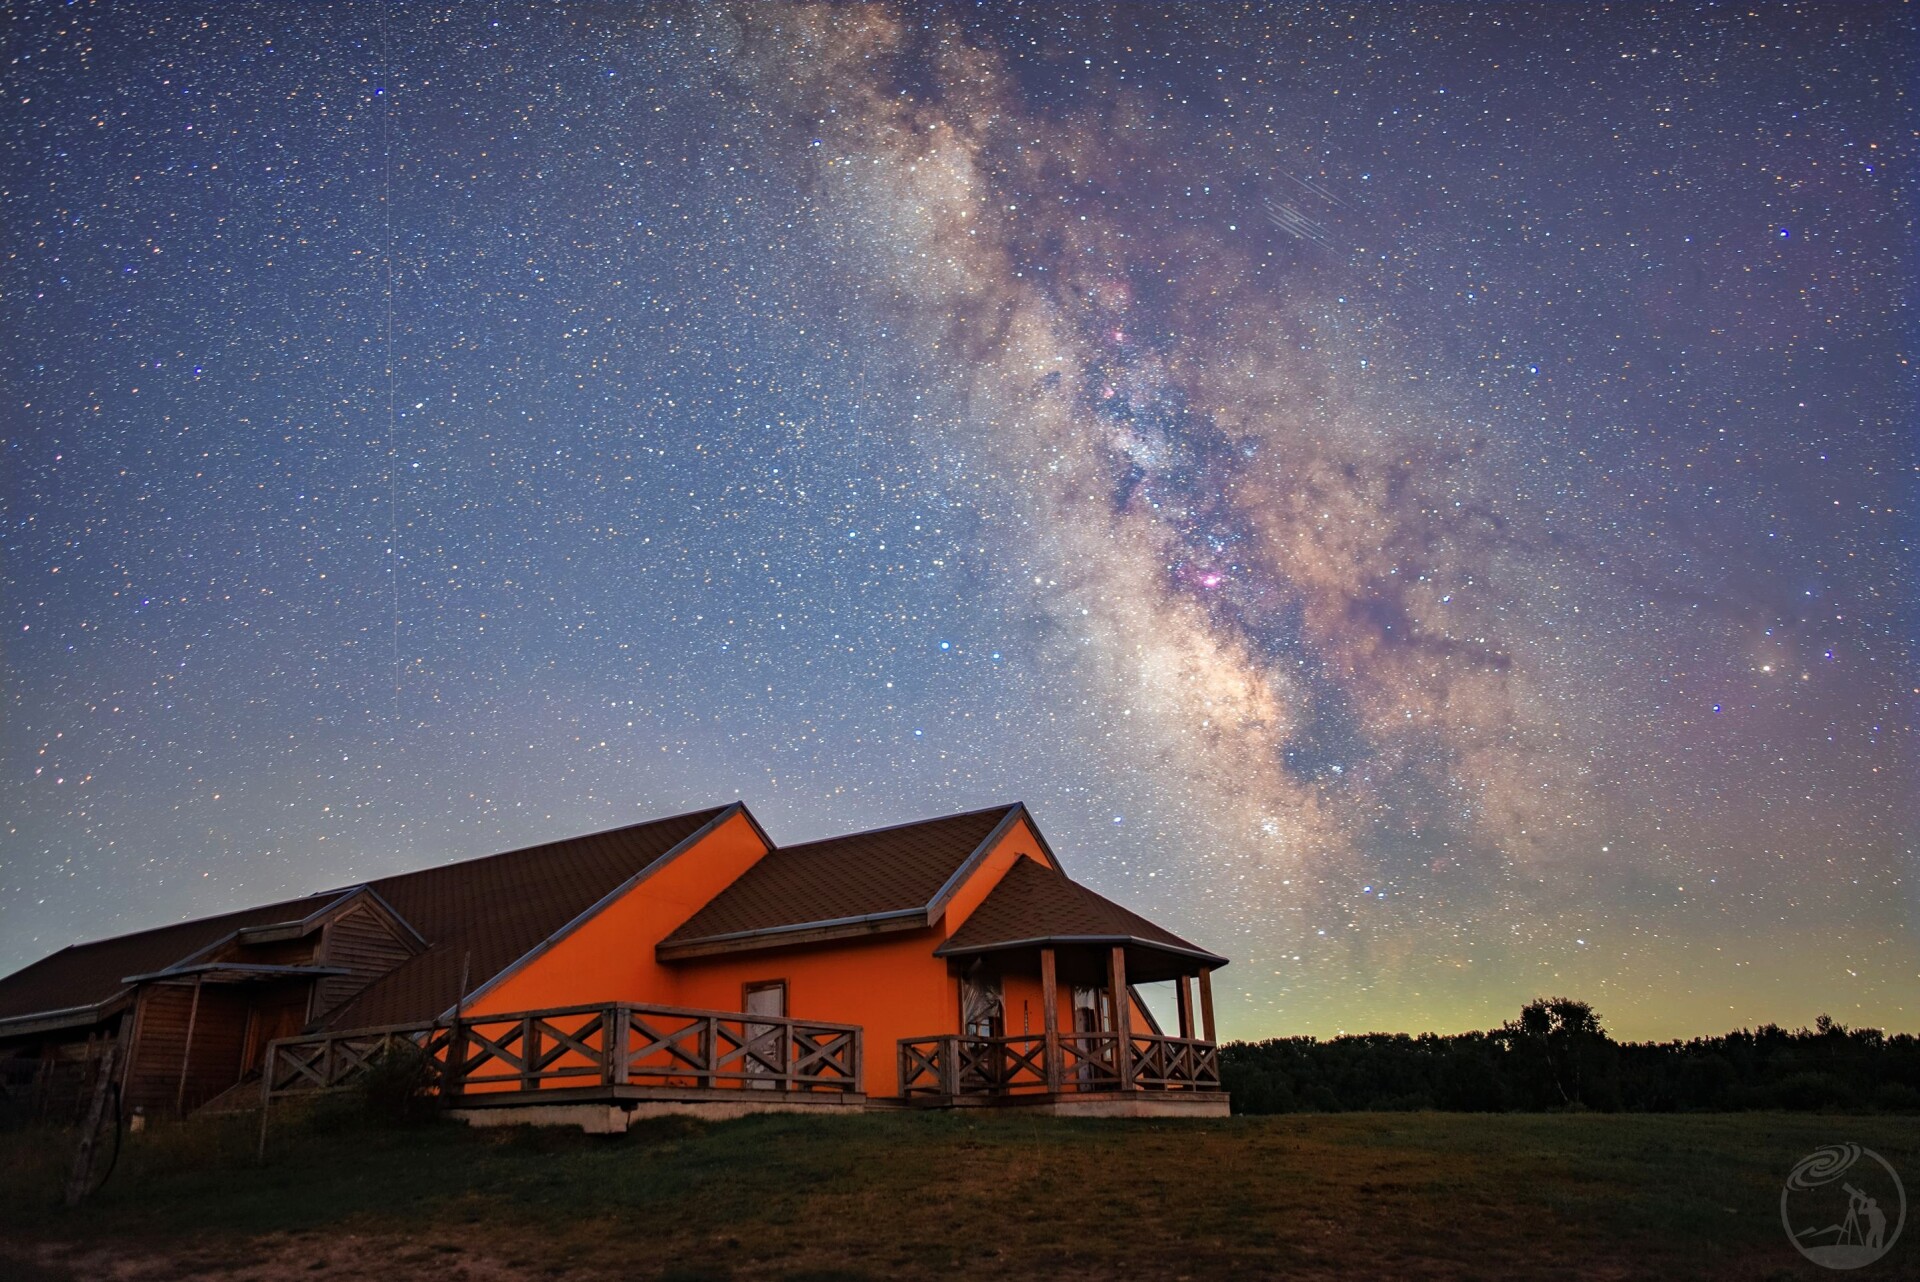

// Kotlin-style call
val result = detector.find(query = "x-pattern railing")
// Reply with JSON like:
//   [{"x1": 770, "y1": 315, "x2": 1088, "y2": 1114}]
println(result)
[
  {"x1": 263, "y1": 1001, "x2": 863, "y2": 1106},
  {"x1": 898, "y1": 1031, "x2": 1219, "y2": 1097},
  {"x1": 1128, "y1": 1033, "x2": 1220, "y2": 1088},
  {"x1": 263, "y1": 1022, "x2": 455, "y2": 1097}
]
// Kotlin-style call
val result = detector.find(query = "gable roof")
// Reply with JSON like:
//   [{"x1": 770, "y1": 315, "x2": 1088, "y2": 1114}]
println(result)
[
  {"x1": 318, "y1": 805, "x2": 732, "y2": 1027},
  {"x1": 656, "y1": 803, "x2": 1029, "y2": 960},
  {"x1": 0, "y1": 806, "x2": 733, "y2": 1037},
  {"x1": 935, "y1": 856, "x2": 1228, "y2": 979},
  {"x1": 0, "y1": 892, "x2": 347, "y2": 1033}
]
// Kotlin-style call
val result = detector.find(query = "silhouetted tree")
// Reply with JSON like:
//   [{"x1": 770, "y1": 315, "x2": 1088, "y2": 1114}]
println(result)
[
  {"x1": 1222, "y1": 1002, "x2": 1919, "y2": 1114},
  {"x1": 1504, "y1": 997, "x2": 1610, "y2": 1107}
]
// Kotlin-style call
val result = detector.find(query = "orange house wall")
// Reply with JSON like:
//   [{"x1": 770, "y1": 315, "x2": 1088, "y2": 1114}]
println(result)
[
  {"x1": 998, "y1": 965, "x2": 1154, "y2": 1041},
  {"x1": 668, "y1": 929, "x2": 954, "y2": 1097},
  {"x1": 456, "y1": 810, "x2": 1098, "y2": 1098},
  {"x1": 669, "y1": 817, "x2": 1054, "y2": 1097},
  {"x1": 470, "y1": 809, "x2": 772, "y2": 1016}
]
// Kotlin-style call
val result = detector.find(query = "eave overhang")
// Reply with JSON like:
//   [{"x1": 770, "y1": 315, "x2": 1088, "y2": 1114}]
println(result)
[
  {"x1": 121, "y1": 962, "x2": 352, "y2": 985},
  {"x1": 934, "y1": 933, "x2": 1230, "y2": 971},
  {"x1": 0, "y1": 992, "x2": 135, "y2": 1039},
  {"x1": 656, "y1": 907, "x2": 930, "y2": 961}
]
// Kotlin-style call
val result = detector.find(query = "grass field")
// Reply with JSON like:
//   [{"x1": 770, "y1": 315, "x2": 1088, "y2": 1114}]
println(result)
[{"x1": 2, "y1": 1107, "x2": 1915, "y2": 1279}]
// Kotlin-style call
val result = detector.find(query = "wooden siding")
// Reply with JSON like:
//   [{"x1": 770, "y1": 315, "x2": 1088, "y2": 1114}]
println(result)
[
  {"x1": 5, "y1": 1031, "x2": 119, "y2": 1124},
  {"x1": 242, "y1": 987, "x2": 312, "y2": 1072},
  {"x1": 312, "y1": 903, "x2": 415, "y2": 1021},
  {"x1": 123, "y1": 982, "x2": 252, "y2": 1115}
]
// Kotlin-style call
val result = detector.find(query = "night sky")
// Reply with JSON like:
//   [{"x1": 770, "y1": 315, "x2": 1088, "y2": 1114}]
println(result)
[{"x1": 3, "y1": 3, "x2": 1913, "y2": 1040}]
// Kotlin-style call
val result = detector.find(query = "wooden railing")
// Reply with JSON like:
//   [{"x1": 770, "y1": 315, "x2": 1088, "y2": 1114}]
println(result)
[
  {"x1": 897, "y1": 1032, "x2": 1220, "y2": 1098},
  {"x1": 262, "y1": 1001, "x2": 863, "y2": 1105}
]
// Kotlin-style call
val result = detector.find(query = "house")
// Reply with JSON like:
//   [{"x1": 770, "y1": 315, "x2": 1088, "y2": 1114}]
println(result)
[{"x1": 0, "y1": 803, "x2": 1229, "y2": 1127}]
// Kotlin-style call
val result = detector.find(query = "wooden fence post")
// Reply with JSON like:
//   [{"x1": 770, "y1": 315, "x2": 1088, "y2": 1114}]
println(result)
[
  {"x1": 1040, "y1": 947, "x2": 1063, "y2": 1094},
  {"x1": 1109, "y1": 946, "x2": 1134, "y2": 1090},
  {"x1": 443, "y1": 1018, "x2": 467, "y2": 1099},
  {"x1": 607, "y1": 1005, "x2": 627, "y2": 1087},
  {"x1": 256, "y1": 1040, "x2": 282, "y2": 1165},
  {"x1": 174, "y1": 974, "x2": 204, "y2": 1116},
  {"x1": 64, "y1": 1039, "x2": 119, "y2": 1206}
]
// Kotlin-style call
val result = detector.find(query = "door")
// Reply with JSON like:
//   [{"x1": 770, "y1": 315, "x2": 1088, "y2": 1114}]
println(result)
[
  {"x1": 959, "y1": 964, "x2": 1004, "y2": 1089},
  {"x1": 242, "y1": 987, "x2": 312, "y2": 1074},
  {"x1": 1072, "y1": 985, "x2": 1111, "y2": 1083},
  {"x1": 742, "y1": 981, "x2": 786, "y2": 1089}
]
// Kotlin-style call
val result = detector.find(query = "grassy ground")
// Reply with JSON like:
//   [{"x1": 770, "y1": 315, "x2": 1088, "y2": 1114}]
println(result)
[{"x1": 1, "y1": 1107, "x2": 1915, "y2": 1279}]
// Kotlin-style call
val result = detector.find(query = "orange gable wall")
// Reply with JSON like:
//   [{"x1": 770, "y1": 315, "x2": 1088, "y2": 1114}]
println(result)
[
  {"x1": 668, "y1": 814, "x2": 1053, "y2": 1096},
  {"x1": 935, "y1": 814, "x2": 1050, "y2": 933},
  {"x1": 468, "y1": 808, "x2": 771, "y2": 1016}
]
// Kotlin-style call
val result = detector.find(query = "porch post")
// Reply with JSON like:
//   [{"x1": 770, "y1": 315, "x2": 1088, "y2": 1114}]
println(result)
[
  {"x1": 1198, "y1": 968, "x2": 1217, "y2": 1044},
  {"x1": 1039, "y1": 946, "x2": 1062, "y2": 1094},
  {"x1": 1176, "y1": 974, "x2": 1194, "y2": 1041},
  {"x1": 1108, "y1": 945, "x2": 1134, "y2": 1090},
  {"x1": 175, "y1": 974, "x2": 204, "y2": 1117}
]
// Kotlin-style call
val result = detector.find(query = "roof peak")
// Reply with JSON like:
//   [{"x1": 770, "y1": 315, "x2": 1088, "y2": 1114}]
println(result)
[
  {"x1": 25, "y1": 890, "x2": 346, "y2": 958},
  {"x1": 770, "y1": 801, "x2": 1024, "y2": 855},
  {"x1": 314, "y1": 804, "x2": 738, "y2": 895}
]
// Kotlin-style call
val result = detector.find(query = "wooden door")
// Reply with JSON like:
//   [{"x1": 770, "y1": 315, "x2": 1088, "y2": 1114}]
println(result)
[{"x1": 243, "y1": 988, "x2": 311, "y2": 1072}]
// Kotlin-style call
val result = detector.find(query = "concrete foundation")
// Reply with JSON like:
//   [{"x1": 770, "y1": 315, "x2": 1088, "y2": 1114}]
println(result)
[
  {"x1": 448, "y1": 1089, "x2": 1227, "y2": 1130},
  {"x1": 449, "y1": 1089, "x2": 868, "y2": 1133}
]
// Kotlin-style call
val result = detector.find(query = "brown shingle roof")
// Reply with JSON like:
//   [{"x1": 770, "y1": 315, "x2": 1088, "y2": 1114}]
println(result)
[
  {"x1": 660, "y1": 804, "x2": 1021, "y2": 952},
  {"x1": 936, "y1": 856, "x2": 1227, "y2": 969},
  {"x1": 318, "y1": 806, "x2": 729, "y2": 1027},
  {"x1": 0, "y1": 893, "x2": 345, "y2": 1027},
  {"x1": 0, "y1": 806, "x2": 730, "y2": 1035}
]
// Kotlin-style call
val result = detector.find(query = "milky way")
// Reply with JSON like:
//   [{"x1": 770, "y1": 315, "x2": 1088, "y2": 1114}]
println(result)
[{"x1": 3, "y1": 3, "x2": 1912, "y2": 1038}]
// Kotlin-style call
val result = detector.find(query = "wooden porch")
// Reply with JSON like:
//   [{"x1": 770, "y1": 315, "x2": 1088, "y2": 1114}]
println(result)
[
  {"x1": 902, "y1": 942, "x2": 1227, "y2": 1112},
  {"x1": 260, "y1": 1000, "x2": 865, "y2": 1124},
  {"x1": 896, "y1": 1029, "x2": 1224, "y2": 1105}
]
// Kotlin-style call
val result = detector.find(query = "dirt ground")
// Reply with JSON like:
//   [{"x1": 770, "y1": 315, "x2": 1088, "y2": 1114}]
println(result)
[
  {"x1": 14, "y1": 1234, "x2": 544, "y2": 1282},
  {"x1": 4, "y1": 1109, "x2": 1913, "y2": 1280}
]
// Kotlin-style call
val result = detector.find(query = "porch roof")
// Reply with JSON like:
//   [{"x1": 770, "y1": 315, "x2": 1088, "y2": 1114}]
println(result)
[{"x1": 934, "y1": 858, "x2": 1228, "y2": 978}]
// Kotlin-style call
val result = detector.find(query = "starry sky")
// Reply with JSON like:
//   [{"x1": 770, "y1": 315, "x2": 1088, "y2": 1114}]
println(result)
[{"x1": 3, "y1": 2, "x2": 1913, "y2": 1040}]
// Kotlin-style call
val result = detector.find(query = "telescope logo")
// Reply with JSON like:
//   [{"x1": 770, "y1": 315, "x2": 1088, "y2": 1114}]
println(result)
[{"x1": 1781, "y1": 1144, "x2": 1905, "y2": 1269}]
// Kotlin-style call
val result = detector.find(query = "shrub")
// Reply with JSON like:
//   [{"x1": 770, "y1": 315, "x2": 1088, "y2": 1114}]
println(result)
[{"x1": 355, "y1": 1040, "x2": 441, "y2": 1125}]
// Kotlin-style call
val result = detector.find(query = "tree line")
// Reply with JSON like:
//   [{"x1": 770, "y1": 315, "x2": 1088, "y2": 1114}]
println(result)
[{"x1": 1220, "y1": 999, "x2": 1920, "y2": 1113}]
